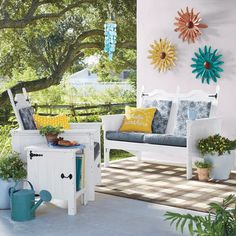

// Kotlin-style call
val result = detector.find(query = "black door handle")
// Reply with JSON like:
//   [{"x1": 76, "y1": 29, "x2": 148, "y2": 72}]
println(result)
[
  {"x1": 30, "y1": 151, "x2": 43, "y2": 160},
  {"x1": 61, "y1": 173, "x2": 73, "y2": 180}
]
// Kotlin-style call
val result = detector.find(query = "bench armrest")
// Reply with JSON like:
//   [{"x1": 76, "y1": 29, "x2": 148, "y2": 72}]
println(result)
[
  {"x1": 187, "y1": 117, "x2": 222, "y2": 156},
  {"x1": 101, "y1": 114, "x2": 125, "y2": 131}
]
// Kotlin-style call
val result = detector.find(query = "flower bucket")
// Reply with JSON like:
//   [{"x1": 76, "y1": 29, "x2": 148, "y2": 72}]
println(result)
[
  {"x1": 205, "y1": 153, "x2": 234, "y2": 180},
  {"x1": 0, "y1": 178, "x2": 16, "y2": 209}
]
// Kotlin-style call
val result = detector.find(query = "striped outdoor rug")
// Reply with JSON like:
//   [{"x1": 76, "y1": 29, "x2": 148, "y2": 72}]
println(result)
[{"x1": 96, "y1": 159, "x2": 236, "y2": 212}]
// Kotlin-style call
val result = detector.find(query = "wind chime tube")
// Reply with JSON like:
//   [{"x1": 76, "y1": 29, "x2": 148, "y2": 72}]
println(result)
[{"x1": 104, "y1": 20, "x2": 117, "y2": 60}]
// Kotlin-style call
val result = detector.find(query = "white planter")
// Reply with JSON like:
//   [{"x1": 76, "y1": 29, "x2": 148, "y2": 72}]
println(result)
[
  {"x1": 205, "y1": 153, "x2": 235, "y2": 180},
  {"x1": 0, "y1": 178, "x2": 16, "y2": 209}
]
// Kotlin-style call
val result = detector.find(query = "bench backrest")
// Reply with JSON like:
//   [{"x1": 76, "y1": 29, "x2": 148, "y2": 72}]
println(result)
[
  {"x1": 139, "y1": 86, "x2": 220, "y2": 134},
  {"x1": 7, "y1": 88, "x2": 33, "y2": 130}
]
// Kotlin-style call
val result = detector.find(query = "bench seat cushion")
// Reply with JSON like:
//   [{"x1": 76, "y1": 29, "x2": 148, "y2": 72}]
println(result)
[
  {"x1": 106, "y1": 131, "x2": 186, "y2": 147},
  {"x1": 106, "y1": 131, "x2": 145, "y2": 143},
  {"x1": 144, "y1": 134, "x2": 186, "y2": 147}
]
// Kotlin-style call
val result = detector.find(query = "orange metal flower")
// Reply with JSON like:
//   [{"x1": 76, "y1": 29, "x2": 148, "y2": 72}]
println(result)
[{"x1": 174, "y1": 7, "x2": 208, "y2": 43}]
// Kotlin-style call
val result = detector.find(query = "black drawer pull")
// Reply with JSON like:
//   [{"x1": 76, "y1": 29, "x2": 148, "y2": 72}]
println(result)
[
  {"x1": 30, "y1": 151, "x2": 43, "y2": 160},
  {"x1": 61, "y1": 173, "x2": 73, "y2": 180}
]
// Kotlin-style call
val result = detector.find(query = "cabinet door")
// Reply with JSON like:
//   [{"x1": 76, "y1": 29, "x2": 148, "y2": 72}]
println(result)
[
  {"x1": 27, "y1": 150, "x2": 45, "y2": 193},
  {"x1": 27, "y1": 150, "x2": 76, "y2": 200}
]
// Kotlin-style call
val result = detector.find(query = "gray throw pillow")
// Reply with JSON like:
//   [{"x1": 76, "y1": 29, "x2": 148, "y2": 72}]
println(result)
[
  {"x1": 143, "y1": 100, "x2": 172, "y2": 134},
  {"x1": 174, "y1": 100, "x2": 212, "y2": 136},
  {"x1": 19, "y1": 107, "x2": 37, "y2": 130}
]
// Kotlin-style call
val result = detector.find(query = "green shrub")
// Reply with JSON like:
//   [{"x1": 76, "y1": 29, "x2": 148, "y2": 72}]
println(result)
[
  {"x1": 198, "y1": 134, "x2": 236, "y2": 156},
  {"x1": 0, "y1": 124, "x2": 16, "y2": 158},
  {"x1": 195, "y1": 161, "x2": 212, "y2": 168},
  {"x1": 0, "y1": 152, "x2": 27, "y2": 181},
  {"x1": 39, "y1": 125, "x2": 63, "y2": 136}
]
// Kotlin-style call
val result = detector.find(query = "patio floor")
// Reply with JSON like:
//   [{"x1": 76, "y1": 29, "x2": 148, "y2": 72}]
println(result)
[{"x1": 0, "y1": 192, "x2": 203, "y2": 236}]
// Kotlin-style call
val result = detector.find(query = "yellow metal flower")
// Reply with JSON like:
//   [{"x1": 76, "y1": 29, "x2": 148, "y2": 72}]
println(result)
[{"x1": 148, "y1": 38, "x2": 177, "y2": 72}]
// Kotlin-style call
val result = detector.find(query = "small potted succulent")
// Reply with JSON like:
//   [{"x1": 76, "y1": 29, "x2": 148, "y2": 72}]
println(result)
[
  {"x1": 198, "y1": 134, "x2": 236, "y2": 180},
  {"x1": 39, "y1": 125, "x2": 63, "y2": 145},
  {"x1": 0, "y1": 152, "x2": 27, "y2": 209},
  {"x1": 195, "y1": 161, "x2": 212, "y2": 181}
]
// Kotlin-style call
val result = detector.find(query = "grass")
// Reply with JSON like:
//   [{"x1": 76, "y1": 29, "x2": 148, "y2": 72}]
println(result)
[{"x1": 110, "y1": 150, "x2": 134, "y2": 161}]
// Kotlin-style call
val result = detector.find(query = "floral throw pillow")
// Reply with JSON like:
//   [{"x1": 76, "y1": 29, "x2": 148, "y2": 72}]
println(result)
[
  {"x1": 174, "y1": 100, "x2": 212, "y2": 137},
  {"x1": 143, "y1": 100, "x2": 172, "y2": 134}
]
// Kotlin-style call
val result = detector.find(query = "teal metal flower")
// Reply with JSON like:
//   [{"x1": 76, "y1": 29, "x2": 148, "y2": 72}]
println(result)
[{"x1": 191, "y1": 46, "x2": 224, "y2": 84}]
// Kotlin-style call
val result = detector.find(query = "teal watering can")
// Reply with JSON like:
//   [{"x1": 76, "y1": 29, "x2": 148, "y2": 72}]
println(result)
[{"x1": 9, "y1": 180, "x2": 52, "y2": 222}]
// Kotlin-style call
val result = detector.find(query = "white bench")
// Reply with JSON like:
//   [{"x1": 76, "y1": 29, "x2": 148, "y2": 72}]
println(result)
[
  {"x1": 101, "y1": 87, "x2": 221, "y2": 179},
  {"x1": 8, "y1": 88, "x2": 101, "y2": 202}
]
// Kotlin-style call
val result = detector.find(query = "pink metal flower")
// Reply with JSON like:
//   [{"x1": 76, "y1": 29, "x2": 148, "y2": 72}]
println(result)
[{"x1": 174, "y1": 7, "x2": 208, "y2": 43}]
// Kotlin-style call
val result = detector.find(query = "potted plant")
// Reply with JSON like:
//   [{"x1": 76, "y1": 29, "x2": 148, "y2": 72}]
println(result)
[
  {"x1": 165, "y1": 194, "x2": 236, "y2": 236},
  {"x1": 39, "y1": 125, "x2": 63, "y2": 144},
  {"x1": 0, "y1": 152, "x2": 27, "y2": 209},
  {"x1": 197, "y1": 134, "x2": 236, "y2": 180},
  {"x1": 195, "y1": 161, "x2": 212, "y2": 181}
]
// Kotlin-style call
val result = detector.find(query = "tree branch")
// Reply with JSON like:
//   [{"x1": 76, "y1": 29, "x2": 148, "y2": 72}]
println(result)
[
  {"x1": 0, "y1": 0, "x2": 97, "y2": 29},
  {"x1": 0, "y1": 76, "x2": 59, "y2": 107},
  {"x1": 77, "y1": 29, "x2": 104, "y2": 41}
]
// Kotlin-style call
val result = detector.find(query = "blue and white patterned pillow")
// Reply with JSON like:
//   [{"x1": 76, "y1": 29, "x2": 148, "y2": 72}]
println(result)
[
  {"x1": 174, "y1": 100, "x2": 212, "y2": 137},
  {"x1": 143, "y1": 100, "x2": 172, "y2": 134}
]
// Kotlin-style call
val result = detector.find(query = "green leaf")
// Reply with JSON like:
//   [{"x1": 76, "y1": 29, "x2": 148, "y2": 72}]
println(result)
[{"x1": 188, "y1": 220, "x2": 194, "y2": 236}]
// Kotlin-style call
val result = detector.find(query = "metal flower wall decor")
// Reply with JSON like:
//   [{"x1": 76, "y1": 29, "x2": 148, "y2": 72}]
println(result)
[
  {"x1": 148, "y1": 38, "x2": 177, "y2": 72},
  {"x1": 174, "y1": 7, "x2": 208, "y2": 43},
  {"x1": 191, "y1": 46, "x2": 224, "y2": 84}
]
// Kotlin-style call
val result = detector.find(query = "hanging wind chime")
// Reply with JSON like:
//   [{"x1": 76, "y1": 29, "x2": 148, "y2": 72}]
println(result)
[{"x1": 104, "y1": 12, "x2": 117, "y2": 60}]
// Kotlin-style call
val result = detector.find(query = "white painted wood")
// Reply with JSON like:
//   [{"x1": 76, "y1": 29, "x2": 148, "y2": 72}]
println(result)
[
  {"x1": 104, "y1": 147, "x2": 110, "y2": 168},
  {"x1": 102, "y1": 88, "x2": 221, "y2": 179},
  {"x1": 26, "y1": 144, "x2": 86, "y2": 215},
  {"x1": 11, "y1": 126, "x2": 101, "y2": 188},
  {"x1": 187, "y1": 118, "x2": 222, "y2": 156},
  {"x1": 8, "y1": 89, "x2": 101, "y2": 186},
  {"x1": 7, "y1": 89, "x2": 25, "y2": 130}
]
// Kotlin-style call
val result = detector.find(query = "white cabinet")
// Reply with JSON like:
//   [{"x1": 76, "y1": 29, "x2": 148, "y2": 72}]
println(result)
[
  {"x1": 26, "y1": 145, "x2": 85, "y2": 215},
  {"x1": 11, "y1": 128, "x2": 99, "y2": 201}
]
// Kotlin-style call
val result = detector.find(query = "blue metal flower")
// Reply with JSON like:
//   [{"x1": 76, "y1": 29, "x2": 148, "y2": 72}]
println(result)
[
  {"x1": 104, "y1": 20, "x2": 117, "y2": 60},
  {"x1": 191, "y1": 46, "x2": 224, "y2": 84}
]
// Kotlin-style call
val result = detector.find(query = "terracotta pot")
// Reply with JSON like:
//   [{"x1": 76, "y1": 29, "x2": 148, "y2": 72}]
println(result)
[
  {"x1": 45, "y1": 134, "x2": 58, "y2": 144},
  {"x1": 197, "y1": 168, "x2": 209, "y2": 181}
]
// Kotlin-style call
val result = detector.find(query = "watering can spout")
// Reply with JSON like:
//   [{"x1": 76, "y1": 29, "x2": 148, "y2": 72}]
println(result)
[{"x1": 31, "y1": 190, "x2": 52, "y2": 213}]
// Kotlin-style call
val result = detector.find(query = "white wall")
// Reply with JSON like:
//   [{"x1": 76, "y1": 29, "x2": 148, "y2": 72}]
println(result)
[{"x1": 137, "y1": 0, "x2": 236, "y2": 138}]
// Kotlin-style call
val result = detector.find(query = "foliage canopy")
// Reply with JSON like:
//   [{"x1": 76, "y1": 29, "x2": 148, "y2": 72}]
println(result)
[{"x1": 0, "y1": 0, "x2": 136, "y2": 106}]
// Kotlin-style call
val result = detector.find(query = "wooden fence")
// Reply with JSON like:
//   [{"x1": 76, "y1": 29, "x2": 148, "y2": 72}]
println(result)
[{"x1": 0, "y1": 102, "x2": 136, "y2": 125}]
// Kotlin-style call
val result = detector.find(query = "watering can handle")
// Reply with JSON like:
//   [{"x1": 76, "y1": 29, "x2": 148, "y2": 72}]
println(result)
[{"x1": 12, "y1": 180, "x2": 34, "y2": 193}]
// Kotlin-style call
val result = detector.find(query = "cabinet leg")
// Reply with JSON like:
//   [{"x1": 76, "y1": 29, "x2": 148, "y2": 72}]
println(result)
[{"x1": 68, "y1": 197, "x2": 77, "y2": 215}]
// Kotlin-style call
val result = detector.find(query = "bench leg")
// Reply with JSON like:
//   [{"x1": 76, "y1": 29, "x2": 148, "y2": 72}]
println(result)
[
  {"x1": 104, "y1": 148, "x2": 110, "y2": 167},
  {"x1": 187, "y1": 152, "x2": 192, "y2": 180},
  {"x1": 136, "y1": 151, "x2": 142, "y2": 162}
]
